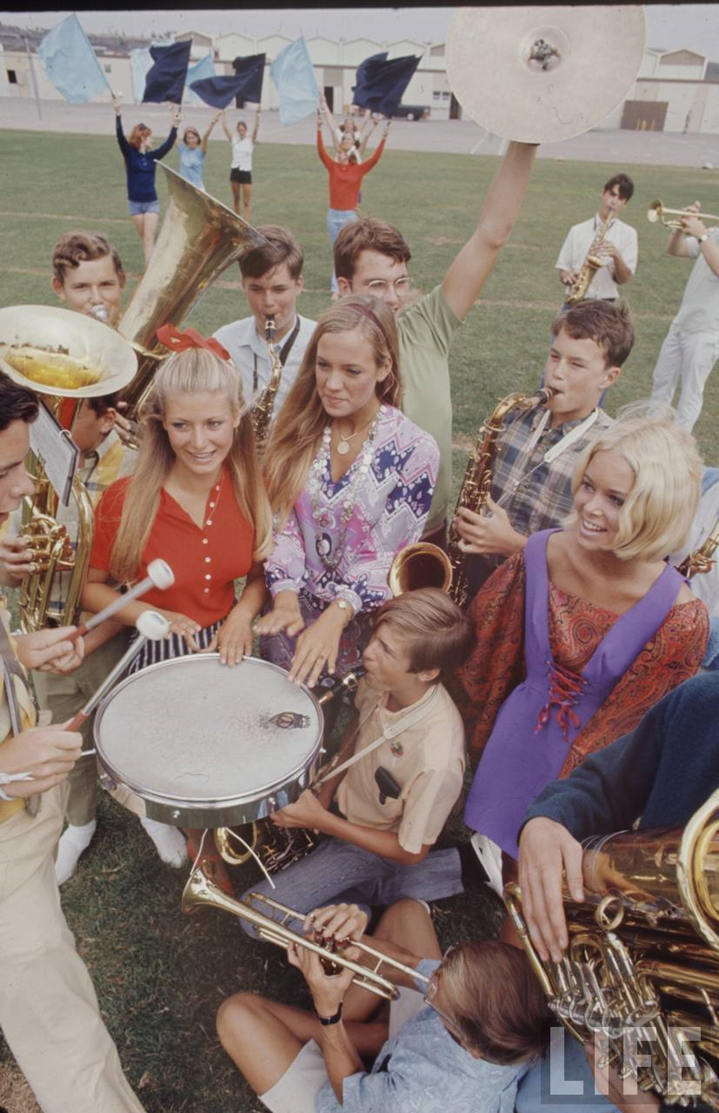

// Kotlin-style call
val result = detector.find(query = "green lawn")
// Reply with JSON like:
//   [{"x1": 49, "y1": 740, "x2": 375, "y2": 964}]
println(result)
[{"x1": 0, "y1": 129, "x2": 717, "y2": 1112}]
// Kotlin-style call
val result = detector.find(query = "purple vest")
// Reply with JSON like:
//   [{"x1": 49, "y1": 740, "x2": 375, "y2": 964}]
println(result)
[{"x1": 464, "y1": 529, "x2": 682, "y2": 858}]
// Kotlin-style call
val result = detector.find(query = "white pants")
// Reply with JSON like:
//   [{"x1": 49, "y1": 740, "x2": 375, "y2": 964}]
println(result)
[
  {"x1": 651, "y1": 323, "x2": 719, "y2": 432},
  {"x1": 0, "y1": 784, "x2": 145, "y2": 1113}
]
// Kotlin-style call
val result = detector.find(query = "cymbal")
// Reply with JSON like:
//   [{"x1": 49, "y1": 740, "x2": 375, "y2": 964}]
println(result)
[{"x1": 446, "y1": 6, "x2": 646, "y2": 144}]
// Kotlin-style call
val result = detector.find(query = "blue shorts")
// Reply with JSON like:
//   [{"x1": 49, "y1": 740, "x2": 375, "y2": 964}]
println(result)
[{"x1": 128, "y1": 199, "x2": 160, "y2": 216}]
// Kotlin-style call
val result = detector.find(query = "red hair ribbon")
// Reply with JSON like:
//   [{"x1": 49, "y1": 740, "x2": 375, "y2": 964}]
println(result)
[{"x1": 156, "y1": 323, "x2": 230, "y2": 361}]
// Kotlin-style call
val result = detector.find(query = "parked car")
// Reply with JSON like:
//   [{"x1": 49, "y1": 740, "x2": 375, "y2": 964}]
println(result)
[{"x1": 392, "y1": 104, "x2": 430, "y2": 121}]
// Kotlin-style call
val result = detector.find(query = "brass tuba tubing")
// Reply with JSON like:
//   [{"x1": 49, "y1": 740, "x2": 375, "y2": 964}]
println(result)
[{"x1": 182, "y1": 867, "x2": 430, "y2": 1000}]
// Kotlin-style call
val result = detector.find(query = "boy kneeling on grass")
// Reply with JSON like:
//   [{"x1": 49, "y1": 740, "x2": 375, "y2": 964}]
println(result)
[{"x1": 239, "y1": 588, "x2": 473, "y2": 931}]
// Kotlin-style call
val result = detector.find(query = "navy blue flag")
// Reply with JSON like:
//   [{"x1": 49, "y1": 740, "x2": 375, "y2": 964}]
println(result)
[
  {"x1": 143, "y1": 40, "x2": 192, "y2": 104},
  {"x1": 191, "y1": 55, "x2": 265, "y2": 110},
  {"x1": 353, "y1": 52, "x2": 420, "y2": 118}
]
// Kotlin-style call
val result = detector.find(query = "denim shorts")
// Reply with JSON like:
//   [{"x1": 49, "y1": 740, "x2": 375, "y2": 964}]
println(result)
[{"x1": 128, "y1": 199, "x2": 160, "y2": 216}]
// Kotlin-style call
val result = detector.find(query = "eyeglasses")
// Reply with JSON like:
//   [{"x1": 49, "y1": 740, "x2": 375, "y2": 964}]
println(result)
[
  {"x1": 423, "y1": 946, "x2": 460, "y2": 1030},
  {"x1": 352, "y1": 277, "x2": 412, "y2": 298}
]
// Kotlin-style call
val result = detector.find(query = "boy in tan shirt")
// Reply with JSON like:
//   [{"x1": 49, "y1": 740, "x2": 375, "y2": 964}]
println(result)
[{"x1": 239, "y1": 589, "x2": 472, "y2": 932}]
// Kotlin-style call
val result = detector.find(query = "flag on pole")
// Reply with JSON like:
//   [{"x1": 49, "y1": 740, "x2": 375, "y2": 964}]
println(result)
[
  {"x1": 37, "y1": 13, "x2": 110, "y2": 103},
  {"x1": 143, "y1": 40, "x2": 192, "y2": 104},
  {"x1": 191, "y1": 55, "x2": 265, "y2": 110},
  {"x1": 185, "y1": 52, "x2": 216, "y2": 105},
  {"x1": 353, "y1": 52, "x2": 420, "y2": 118},
  {"x1": 270, "y1": 37, "x2": 320, "y2": 126},
  {"x1": 131, "y1": 38, "x2": 174, "y2": 103}
]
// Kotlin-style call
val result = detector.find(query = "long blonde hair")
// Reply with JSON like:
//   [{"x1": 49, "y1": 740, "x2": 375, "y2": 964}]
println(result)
[
  {"x1": 570, "y1": 404, "x2": 703, "y2": 561},
  {"x1": 110, "y1": 348, "x2": 272, "y2": 584},
  {"x1": 264, "y1": 295, "x2": 402, "y2": 525}
]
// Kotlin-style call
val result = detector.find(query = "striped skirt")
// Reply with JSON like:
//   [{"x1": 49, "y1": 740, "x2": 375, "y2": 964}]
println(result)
[{"x1": 126, "y1": 617, "x2": 224, "y2": 675}]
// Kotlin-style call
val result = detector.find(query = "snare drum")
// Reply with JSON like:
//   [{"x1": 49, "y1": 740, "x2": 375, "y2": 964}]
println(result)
[{"x1": 94, "y1": 655, "x2": 324, "y2": 828}]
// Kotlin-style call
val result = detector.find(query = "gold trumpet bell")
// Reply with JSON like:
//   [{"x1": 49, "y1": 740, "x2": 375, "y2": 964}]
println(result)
[{"x1": 0, "y1": 304, "x2": 138, "y2": 398}]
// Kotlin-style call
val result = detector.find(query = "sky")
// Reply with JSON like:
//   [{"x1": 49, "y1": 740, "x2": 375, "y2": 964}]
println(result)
[{"x1": 3, "y1": 6, "x2": 719, "y2": 59}]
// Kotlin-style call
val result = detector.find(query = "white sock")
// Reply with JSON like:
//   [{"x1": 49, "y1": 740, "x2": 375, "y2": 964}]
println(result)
[
  {"x1": 140, "y1": 816, "x2": 188, "y2": 867},
  {"x1": 55, "y1": 819, "x2": 97, "y2": 885}
]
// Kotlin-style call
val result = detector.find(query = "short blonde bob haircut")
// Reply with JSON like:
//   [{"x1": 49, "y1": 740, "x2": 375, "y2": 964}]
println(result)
[
  {"x1": 110, "y1": 347, "x2": 273, "y2": 585},
  {"x1": 263, "y1": 295, "x2": 402, "y2": 526},
  {"x1": 570, "y1": 405, "x2": 703, "y2": 562}
]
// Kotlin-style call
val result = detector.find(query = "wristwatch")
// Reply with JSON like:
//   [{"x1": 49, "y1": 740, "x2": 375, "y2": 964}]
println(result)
[
  {"x1": 698, "y1": 233, "x2": 710, "y2": 244},
  {"x1": 318, "y1": 1003, "x2": 343, "y2": 1026},
  {"x1": 334, "y1": 598, "x2": 353, "y2": 621}
]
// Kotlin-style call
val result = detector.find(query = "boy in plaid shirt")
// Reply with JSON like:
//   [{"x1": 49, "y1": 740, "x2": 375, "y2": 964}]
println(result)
[{"x1": 454, "y1": 301, "x2": 635, "y2": 597}]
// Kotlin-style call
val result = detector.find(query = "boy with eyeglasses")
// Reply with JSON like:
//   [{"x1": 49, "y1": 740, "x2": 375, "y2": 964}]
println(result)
[
  {"x1": 217, "y1": 898, "x2": 549, "y2": 1113},
  {"x1": 333, "y1": 141, "x2": 538, "y2": 546}
]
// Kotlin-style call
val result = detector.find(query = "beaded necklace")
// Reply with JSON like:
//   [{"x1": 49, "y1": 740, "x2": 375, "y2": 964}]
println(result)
[{"x1": 308, "y1": 406, "x2": 385, "y2": 571}]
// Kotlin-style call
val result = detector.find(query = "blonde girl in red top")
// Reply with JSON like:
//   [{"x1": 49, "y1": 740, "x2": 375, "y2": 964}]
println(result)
[
  {"x1": 317, "y1": 108, "x2": 390, "y2": 296},
  {"x1": 83, "y1": 326, "x2": 272, "y2": 669}
]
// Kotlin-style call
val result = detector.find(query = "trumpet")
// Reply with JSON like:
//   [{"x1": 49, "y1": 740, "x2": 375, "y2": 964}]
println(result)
[
  {"x1": 648, "y1": 200, "x2": 719, "y2": 230},
  {"x1": 182, "y1": 866, "x2": 431, "y2": 1001}
]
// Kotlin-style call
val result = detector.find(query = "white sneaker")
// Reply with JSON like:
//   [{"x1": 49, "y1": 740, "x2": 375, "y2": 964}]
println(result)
[
  {"x1": 470, "y1": 833, "x2": 504, "y2": 898},
  {"x1": 140, "y1": 817, "x2": 188, "y2": 867},
  {"x1": 55, "y1": 819, "x2": 97, "y2": 885}
]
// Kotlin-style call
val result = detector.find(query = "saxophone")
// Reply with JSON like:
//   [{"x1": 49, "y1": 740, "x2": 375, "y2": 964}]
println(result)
[
  {"x1": 445, "y1": 387, "x2": 554, "y2": 608},
  {"x1": 677, "y1": 515, "x2": 719, "y2": 578},
  {"x1": 251, "y1": 317, "x2": 284, "y2": 455},
  {"x1": 566, "y1": 215, "x2": 611, "y2": 306}
]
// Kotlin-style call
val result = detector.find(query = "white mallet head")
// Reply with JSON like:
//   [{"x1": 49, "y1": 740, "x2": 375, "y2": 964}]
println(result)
[
  {"x1": 135, "y1": 610, "x2": 171, "y2": 641},
  {"x1": 147, "y1": 559, "x2": 175, "y2": 591}
]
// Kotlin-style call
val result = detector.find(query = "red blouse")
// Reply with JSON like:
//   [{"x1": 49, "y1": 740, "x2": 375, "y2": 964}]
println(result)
[
  {"x1": 90, "y1": 468, "x2": 254, "y2": 626},
  {"x1": 450, "y1": 552, "x2": 709, "y2": 774}
]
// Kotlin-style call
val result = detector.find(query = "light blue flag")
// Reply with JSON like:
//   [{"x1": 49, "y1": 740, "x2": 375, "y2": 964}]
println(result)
[
  {"x1": 270, "y1": 37, "x2": 320, "y2": 126},
  {"x1": 186, "y1": 52, "x2": 216, "y2": 105},
  {"x1": 37, "y1": 13, "x2": 110, "y2": 104}
]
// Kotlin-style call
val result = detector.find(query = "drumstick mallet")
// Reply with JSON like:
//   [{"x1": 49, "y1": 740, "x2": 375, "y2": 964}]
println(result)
[
  {"x1": 68, "y1": 559, "x2": 175, "y2": 643},
  {"x1": 68, "y1": 610, "x2": 171, "y2": 734}
]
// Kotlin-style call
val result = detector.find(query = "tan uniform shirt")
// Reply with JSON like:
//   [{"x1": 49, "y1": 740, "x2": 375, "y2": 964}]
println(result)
[
  {"x1": 0, "y1": 602, "x2": 36, "y2": 822},
  {"x1": 336, "y1": 679, "x2": 465, "y2": 855}
]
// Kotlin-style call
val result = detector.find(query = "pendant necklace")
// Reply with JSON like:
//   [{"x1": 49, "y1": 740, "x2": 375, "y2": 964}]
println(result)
[{"x1": 336, "y1": 413, "x2": 376, "y2": 456}]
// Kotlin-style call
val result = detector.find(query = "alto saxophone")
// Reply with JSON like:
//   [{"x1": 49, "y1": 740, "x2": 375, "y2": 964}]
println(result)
[
  {"x1": 566, "y1": 215, "x2": 610, "y2": 306},
  {"x1": 677, "y1": 515, "x2": 719, "y2": 578},
  {"x1": 251, "y1": 317, "x2": 284, "y2": 454},
  {"x1": 446, "y1": 387, "x2": 554, "y2": 608}
]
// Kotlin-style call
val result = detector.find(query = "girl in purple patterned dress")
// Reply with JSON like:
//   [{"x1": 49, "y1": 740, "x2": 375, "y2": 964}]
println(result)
[{"x1": 256, "y1": 297, "x2": 439, "y2": 688}]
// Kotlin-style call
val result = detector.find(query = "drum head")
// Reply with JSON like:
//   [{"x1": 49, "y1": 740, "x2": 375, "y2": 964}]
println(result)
[
  {"x1": 94, "y1": 655, "x2": 323, "y2": 827},
  {"x1": 446, "y1": 6, "x2": 646, "y2": 144}
]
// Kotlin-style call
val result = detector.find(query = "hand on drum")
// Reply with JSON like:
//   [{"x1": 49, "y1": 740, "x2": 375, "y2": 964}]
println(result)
[
  {"x1": 287, "y1": 607, "x2": 345, "y2": 686},
  {"x1": 0, "y1": 724, "x2": 82, "y2": 797},
  {"x1": 206, "y1": 605, "x2": 254, "y2": 666},
  {"x1": 16, "y1": 626, "x2": 86, "y2": 674},
  {"x1": 271, "y1": 788, "x2": 328, "y2": 833},
  {"x1": 0, "y1": 535, "x2": 35, "y2": 585},
  {"x1": 253, "y1": 590, "x2": 305, "y2": 639},
  {"x1": 454, "y1": 498, "x2": 526, "y2": 558},
  {"x1": 159, "y1": 609, "x2": 202, "y2": 651}
]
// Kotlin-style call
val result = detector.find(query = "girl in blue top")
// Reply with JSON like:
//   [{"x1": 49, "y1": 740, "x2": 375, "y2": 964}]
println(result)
[
  {"x1": 175, "y1": 114, "x2": 220, "y2": 193},
  {"x1": 112, "y1": 95, "x2": 180, "y2": 266}
]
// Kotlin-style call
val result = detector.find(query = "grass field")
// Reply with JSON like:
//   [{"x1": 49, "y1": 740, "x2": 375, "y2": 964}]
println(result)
[{"x1": 0, "y1": 128, "x2": 718, "y2": 1113}]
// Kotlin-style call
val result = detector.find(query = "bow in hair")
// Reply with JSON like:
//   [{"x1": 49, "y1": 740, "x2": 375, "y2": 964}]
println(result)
[{"x1": 156, "y1": 323, "x2": 230, "y2": 361}]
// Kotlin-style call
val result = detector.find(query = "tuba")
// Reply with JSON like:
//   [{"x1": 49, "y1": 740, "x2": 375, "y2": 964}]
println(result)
[
  {"x1": 117, "y1": 165, "x2": 266, "y2": 420},
  {"x1": 214, "y1": 669, "x2": 364, "y2": 870},
  {"x1": 505, "y1": 790, "x2": 719, "y2": 1108},
  {"x1": 251, "y1": 317, "x2": 284, "y2": 455},
  {"x1": 0, "y1": 305, "x2": 137, "y2": 631}
]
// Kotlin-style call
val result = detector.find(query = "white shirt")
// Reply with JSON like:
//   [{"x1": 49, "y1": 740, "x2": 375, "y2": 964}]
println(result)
[
  {"x1": 231, "y1": 136, "x2": 254, "y2": 172},
  {"x1": 555, "y1": 214, "x2": 638, "y2": 300},
  {"x1": 212, "y1": 313, "x2": 316, "y2": 420},
  {"x1": 672, "y1": 229, "x2": 719, "y2": 333}
]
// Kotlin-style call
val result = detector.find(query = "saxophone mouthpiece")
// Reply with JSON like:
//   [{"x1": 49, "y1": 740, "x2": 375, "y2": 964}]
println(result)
[
  {"x1": 264, "y1": 317, "x2": 276, "y2": 343},
  {"x1": 537, "y1": 386, "x2": 556, "y2": 404}
]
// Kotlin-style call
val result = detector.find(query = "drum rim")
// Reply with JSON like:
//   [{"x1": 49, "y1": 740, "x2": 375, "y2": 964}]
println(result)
[{"x1": 93, "y1": 654, "x2": 325, "y2": 807}]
